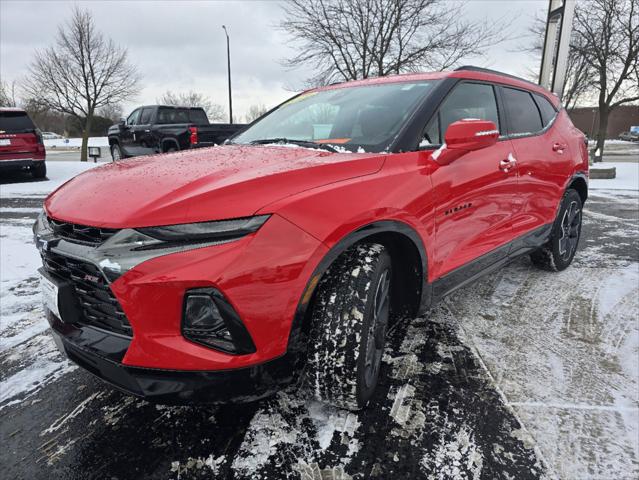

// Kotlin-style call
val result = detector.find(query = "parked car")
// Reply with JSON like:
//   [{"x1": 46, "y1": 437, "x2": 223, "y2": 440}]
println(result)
[
  {"x1": 107, "y1": 105, "x2": 244, "y2": 160},
  {"x1": 41, "y1": 132, "x2": 64, "y2": 140},
  {"x1": 618, "y1": 128, "x2": 639, "y2": 142},
  {"x1": 35, "y1": 66, "x2": 588, "y2": 410},
  {"x1": 0, "y1": 108, "x2": 46, "y2": 178}
]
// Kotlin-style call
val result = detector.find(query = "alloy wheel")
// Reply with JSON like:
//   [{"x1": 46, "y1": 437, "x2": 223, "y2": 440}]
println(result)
[
  {"x1": 558, "y1": 200, "x2": 581, "y2": 260},
  {"x1": 363, "y1": 268, "x2": 391, "y2": 389}
]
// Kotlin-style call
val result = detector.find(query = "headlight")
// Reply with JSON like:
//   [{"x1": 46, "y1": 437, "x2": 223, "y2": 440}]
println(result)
[{"x1": 136, "y1": 215, "x2": 270, "y2": 244}]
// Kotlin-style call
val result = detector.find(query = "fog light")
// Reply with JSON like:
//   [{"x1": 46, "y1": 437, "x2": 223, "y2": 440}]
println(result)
[
  {"x1": 182, "y1": 288, "x2": 256, "y2": 354},
  {"x1": 185, "y1": 294, "x2": 225, "y2": 331}
]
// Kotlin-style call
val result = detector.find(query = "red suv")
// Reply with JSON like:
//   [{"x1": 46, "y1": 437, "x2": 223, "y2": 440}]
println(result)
[
  {"x1": 0, "y1": 108, "x2": 47, "y2": 178},
  {"x1": 34, "y1": 67, "x2": 588, "y2": 410}
]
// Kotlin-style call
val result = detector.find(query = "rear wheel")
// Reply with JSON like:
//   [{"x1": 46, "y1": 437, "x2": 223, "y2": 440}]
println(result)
[
  {"x1": 162, "y1": 141, "x2": 179, "y2": 154},
  {"x1": 305, "y1": 243, "x2": 392, "y2": 410},
  {"x1": 531, "y1": 189, "x2": 583, "y2": 271},
  {"x1": 31, "y1": 161, "x2": 46, "y2": 179},
  {"x1": 110, "y1": 144, "x2": 123, "y2": 162}
]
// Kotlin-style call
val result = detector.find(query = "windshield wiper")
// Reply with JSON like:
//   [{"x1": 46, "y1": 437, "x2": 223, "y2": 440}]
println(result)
[{"x1": 249, "y1": 138, "x2": 338, "y2": 153}]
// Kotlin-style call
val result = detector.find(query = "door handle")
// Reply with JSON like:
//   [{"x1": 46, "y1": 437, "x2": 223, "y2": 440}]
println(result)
[
  {"x1": 500, "y1": 153, "x2": 517, "y2": 172},
  {"x1": 552, "y1": 142, "x2": 567, "y2": 152}
]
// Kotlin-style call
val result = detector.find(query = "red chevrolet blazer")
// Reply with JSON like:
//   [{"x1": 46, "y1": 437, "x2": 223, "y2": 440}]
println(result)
[
  {"x1": 34, "y1": 67, "x2": 588, "y2": 410},
  {"x1": 0, "y1": 108, "x2": 47, "y2": 178}
]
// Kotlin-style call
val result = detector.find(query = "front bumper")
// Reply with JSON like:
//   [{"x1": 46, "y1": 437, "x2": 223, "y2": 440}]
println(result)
[
  {"x1": 36, "y1": 213, "x2": 328, "y2": 401},
  {"x1": 47, "y1": 311, "x2": 294, "y2": 404}
]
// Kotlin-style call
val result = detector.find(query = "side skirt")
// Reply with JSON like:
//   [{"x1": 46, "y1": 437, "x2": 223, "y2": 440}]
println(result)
[{"x1": 430, "y1": 223, "x2": 552, "y2": 304}]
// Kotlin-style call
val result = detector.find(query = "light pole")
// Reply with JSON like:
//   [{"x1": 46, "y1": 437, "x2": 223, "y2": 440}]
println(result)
[{"x1": 222, "y1": 25, "x2": 233, "y2": 124}]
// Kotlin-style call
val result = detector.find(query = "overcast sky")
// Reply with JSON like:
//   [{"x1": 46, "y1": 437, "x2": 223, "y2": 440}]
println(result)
[{"x1": 1, "y1": 0, "x2": 548, "y2": 120}]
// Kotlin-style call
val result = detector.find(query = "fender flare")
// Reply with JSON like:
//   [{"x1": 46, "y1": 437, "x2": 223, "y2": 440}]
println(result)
[
  {"x1": 285, "y1": 219, "x2": 430, "y2": 367},
  {"x1": 567, "y1": 170, "x2": 588, "y2": 204},
  {"x1": 161, "y1": 138, "x2": 180, "y2": 152}
]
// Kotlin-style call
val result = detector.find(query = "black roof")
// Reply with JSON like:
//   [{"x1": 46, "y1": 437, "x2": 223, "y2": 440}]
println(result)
[
  {"x1": 454, "y1": 65, "x2": 540, "y2": 88},
  {"x1": 138, "y1": 105, "x2": 205, "y2": 110}
]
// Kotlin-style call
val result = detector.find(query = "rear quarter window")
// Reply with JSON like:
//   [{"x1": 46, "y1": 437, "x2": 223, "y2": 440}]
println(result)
[
  {"x1": 533, "y1": 93, "x2": 558, "y2": 127},
  {"x1": 0, "y1": 111, "x2": 36, "y2": 133},
  {"x1": 502, "y1": 87, "x2": 543, "y2": 136}
]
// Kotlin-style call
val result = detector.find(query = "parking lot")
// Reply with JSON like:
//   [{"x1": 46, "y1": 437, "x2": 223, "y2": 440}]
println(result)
[{"x1": 1, "y1": 162, "x2": 637, "y2": 479}]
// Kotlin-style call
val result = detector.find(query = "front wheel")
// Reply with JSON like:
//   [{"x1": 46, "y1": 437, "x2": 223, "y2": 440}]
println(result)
[
  {"x1": 530, "y1": 189, "x2": 583, "y2": 271},
  {"x1": 110, "y1": 144, "x2": 123, "y2": 162},
  {"x1": 305, "y1": 243, "x2": 392, "y2": 410}
]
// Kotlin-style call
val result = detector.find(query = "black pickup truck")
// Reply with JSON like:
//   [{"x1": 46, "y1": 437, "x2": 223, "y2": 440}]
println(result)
[{"x1": 107, "y1": 105, "x2": 244, "y2": 160}]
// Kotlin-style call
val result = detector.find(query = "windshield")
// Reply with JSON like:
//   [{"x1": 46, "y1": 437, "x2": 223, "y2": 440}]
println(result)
[{"x1": 233, "y1": 81, "x2": 438, "y2": 153}]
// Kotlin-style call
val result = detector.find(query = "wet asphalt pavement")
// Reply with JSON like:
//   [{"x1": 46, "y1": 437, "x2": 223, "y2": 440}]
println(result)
[{"x1": 1, "y1": 171, "x2": 637, "y2": 479}]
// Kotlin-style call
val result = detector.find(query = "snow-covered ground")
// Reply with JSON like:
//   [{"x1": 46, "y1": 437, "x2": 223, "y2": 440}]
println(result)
[
  {"x1": 591, "y1": 162, "x2": 639, "y2": 191},
  {"x1": 0, "y1": 162, "x2": 101, "y2": 197},
  {"x1": 589, "y1": 139, "x2": 638, "y2": 146},
  {"x1": 1, "y1": 161, "x2": 637, "y2": 478},
  {"x1": 588, "y1": 139, "x2": 639, "y2": 152},
  {"x1": 44, "y1": 136, "x2": 109, "y2": 149}
]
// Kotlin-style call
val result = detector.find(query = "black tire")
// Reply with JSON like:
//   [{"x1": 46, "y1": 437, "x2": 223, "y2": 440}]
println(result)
[
  {"x1": 111, "y1": 143, "x2": 123, "y2": 162},
  {"x1": 305, "y1": 243, "x2": 392, "y2": 410},
  {"x1": 31, "y1": 161, "x2": 46, "y2": 179},
  {"x1": 530, "y1": 189, "x2": 583, "y2": 271},
  {"x1": 162, "y1": 142, "x2": 178, "y2": 153}
]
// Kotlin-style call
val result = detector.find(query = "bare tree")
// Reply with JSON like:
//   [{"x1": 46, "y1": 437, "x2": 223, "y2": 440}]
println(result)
[
  {"x1": 20, "y1": 97, "x2": 67, "y2": 134},
  {"x1": 158, "y1": 90, "x2": 226, "y2": 122},
  {"x1": 0, "y1": 79, "x2": 19, "y2": 107},
  {"x1": 98, "y1": 103, "x2": 124, "y2": 123},
  {"x1": 23, "y1": 7, "x2": 140, "y2": 161},
  {"x1": 243, "y1": 103, "x2": 269, "y2": 123},
  {"x1": 572, "y1": 0, "x2": 639, "y2": 159},
  {"x1": 521, "y1": 15, "x2": 597, "y2": 110},
  {"x1": 281, "y1": 0, "x2": 505, "y2": 86}
]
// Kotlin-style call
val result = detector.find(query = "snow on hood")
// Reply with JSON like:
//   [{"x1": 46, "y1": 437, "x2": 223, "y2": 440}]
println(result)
[{"x1": 44, "y1": 145, "x2": 385, "y2": 228}]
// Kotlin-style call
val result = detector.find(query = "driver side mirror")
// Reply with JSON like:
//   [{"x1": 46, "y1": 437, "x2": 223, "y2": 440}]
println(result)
[
  {"x1": 118, "y1": 117, "x2": 126, "y2": 129},
  {"x1": 433, "y1": 119, "x2": 499, "y2": 165}
]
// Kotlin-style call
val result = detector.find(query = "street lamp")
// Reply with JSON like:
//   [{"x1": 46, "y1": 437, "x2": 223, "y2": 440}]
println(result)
[{"x1": 222, "y1": 25, "x2": 233, "y2": 124}]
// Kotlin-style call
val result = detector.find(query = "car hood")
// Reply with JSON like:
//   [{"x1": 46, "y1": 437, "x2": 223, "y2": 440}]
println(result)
[{"x1": 45, "y1": 145, "x2": 385, "y2": 228}]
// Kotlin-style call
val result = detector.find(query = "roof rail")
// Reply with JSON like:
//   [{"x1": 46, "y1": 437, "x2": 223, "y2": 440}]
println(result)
[{"x1": 454, "y1": 65, "x2": 540, "y2": 88}]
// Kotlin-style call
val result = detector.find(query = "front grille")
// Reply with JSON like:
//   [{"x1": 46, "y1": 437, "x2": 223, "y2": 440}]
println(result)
[
  {"x1": 42, "y1": 251, "x2": 133, "y2": 336},
  {"x1": 48, "y1": 217, "x2": 119, "y2": 246}
]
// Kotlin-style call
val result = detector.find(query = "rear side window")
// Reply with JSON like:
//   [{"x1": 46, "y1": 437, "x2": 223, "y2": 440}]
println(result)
[
  {"x1": 139, "y1": 108, "x2": 153, "y2": 125},
  {"x1": 533, "y1": 94, "x2": 557, "y2": 127},
  {"x1": 189, "y1": 109, "x2": 209, "y2": 124},
  {"x1": 423, "y1": 82, "x2": 500, "y2": 145},
  {"x1": 502, "y1": 87, "x2": 543, "y2": 135},
  {"x1": 0, "y1": 111, "x2": 36, "y2": 132},
  {"x1": 157, "y1": 108, "x2": 189, "y2": 124}
]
